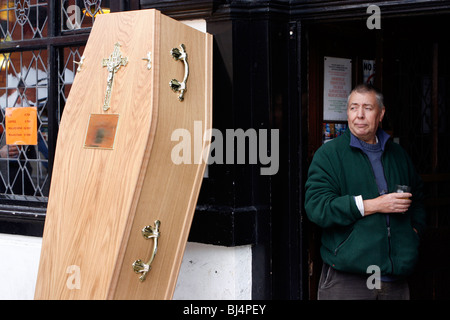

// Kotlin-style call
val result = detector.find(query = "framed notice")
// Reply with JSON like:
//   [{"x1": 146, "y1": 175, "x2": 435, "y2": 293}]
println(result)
[{"x1": 323, "y1": 57, "x2": 352, "y2": 121}]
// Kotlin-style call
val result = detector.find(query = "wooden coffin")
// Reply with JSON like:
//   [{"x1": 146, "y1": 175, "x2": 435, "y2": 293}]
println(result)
[{"x1": 34, "y1": 9, "x2": 212, "y2": 299}]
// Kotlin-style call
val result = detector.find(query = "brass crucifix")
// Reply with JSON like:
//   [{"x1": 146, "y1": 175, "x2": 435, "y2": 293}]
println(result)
[{"x1": 102, "y1": 42, "x2": 128, "y2": 111}]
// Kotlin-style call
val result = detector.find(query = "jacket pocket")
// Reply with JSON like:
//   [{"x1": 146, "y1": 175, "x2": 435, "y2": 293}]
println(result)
[
  {"x1": 388, "y1": 215, "x2": 421, "y2": 275},
  {"x1": 329, "y1": 217, "x2": 389, "y2": 275},
  {"x1": 334, "y1": 229, "x2": 354, "y2": 256}
]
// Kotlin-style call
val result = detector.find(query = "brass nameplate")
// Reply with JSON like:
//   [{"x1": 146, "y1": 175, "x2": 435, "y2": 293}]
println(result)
[{"x1": 84, "y1": 114, "x2": 120, "y2": 150}]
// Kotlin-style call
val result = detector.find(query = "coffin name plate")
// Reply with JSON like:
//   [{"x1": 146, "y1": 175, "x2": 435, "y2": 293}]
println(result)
[{"x1": 84, "y1": 114, "x2": 120, "y2": 149}]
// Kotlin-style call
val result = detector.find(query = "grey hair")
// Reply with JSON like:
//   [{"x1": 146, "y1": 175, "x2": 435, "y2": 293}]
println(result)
[{"x1": 347, "y1": 84, "x2": 384, "y2": 109}]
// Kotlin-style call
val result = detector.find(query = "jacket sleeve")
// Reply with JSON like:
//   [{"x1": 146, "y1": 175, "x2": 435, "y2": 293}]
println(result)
[{"x1": 304, "y1": 147, "x2": 363, "y2": 229}]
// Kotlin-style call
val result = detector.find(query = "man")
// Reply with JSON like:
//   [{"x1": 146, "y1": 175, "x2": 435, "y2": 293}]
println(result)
[{"x1": 305, "y1": 84, "x2": 426, "y2": 300}]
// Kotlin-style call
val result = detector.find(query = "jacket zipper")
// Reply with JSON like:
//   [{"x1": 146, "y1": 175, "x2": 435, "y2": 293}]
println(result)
[
  {"x1": 380, "y1": 154, "x2": 394, "y2": 276},
  {"x1": 386, "y1": 215, "x2": 394, "y2": 274},
  {"x1": 362, "y1": 150, "x2": 394, "y2": 275}
]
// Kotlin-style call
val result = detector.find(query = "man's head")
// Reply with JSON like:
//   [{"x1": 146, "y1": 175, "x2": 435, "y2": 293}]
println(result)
[{"x1": 346, "y1": 84, "x2": 385, "y2": 144}]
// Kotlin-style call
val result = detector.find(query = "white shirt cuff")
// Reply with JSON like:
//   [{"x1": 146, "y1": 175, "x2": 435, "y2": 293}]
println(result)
[{"x1": 354, "y1": 195, "x2": 364, "y2": 216}]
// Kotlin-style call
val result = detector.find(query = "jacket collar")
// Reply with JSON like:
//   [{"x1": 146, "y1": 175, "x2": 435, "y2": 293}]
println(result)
[{"x1": 349, "y1": 128, "x2": 391, "y2": 151}]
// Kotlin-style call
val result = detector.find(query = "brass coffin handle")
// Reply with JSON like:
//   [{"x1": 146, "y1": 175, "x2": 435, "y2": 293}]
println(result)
[
  {"x1": 132, "y1": 220, "x2": 160, "y2": 282},
  {"x1": 169, "y1": 44, "x2": 189, "y2": 101}
]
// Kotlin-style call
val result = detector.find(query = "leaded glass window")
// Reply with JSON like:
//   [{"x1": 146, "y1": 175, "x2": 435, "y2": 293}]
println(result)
[
  {"x1": 58, "y1": 46, "x2": 85, "y2": 124},
  {"x1": 0, "y1": 0, "x2": 48, "y2": 41},
  {"x1": 61, "y1": 0, "x2": 110, "y2": 32},
  {"x1": 0, "y1": 50, "x2": 49, "y2": 201},
  {"x1": 0, "y1": 0, "x2": 110, "y2": 207}
]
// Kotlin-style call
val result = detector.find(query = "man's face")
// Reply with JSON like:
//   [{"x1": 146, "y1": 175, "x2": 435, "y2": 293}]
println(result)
[{"x1": 347, "y1": 91, "x2": 385, "y2": 144}]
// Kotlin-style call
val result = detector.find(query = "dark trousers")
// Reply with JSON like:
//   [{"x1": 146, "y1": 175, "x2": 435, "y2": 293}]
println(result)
[{"x1": 318, "y1": 263, "x2": 410, "y2": 300}]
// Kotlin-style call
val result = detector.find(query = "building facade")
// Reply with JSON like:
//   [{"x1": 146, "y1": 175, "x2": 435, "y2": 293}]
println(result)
[{"x1": 1, "y1": 0, "x2": 450, "y2": 300}]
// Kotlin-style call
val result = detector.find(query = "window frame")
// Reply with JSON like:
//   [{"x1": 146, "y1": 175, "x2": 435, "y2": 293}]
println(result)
[{"x1": 0, "y1": 0, "x2": 125, "y2": 236}]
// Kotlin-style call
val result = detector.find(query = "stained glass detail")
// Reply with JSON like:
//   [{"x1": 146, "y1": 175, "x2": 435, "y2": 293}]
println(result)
[
  {"x1": 0, "y1": 0, "x2": 48, "y2": 41},
  {"x1": 0, "y1": 0, "x2": 107, "y2": 203},
  {"x1": 0, "y1": 49, "x2": 49, "y2": 199},
  {"x1": 58, "y1": 46, "x2": 85, "y2": 123},
  {"x1": 61, "y1": 0, "x2": 110, "y2": 32}
]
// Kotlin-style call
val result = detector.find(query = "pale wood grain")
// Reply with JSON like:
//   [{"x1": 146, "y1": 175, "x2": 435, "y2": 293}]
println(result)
[{"x1": 35, "y1": 9, "x2": 212, "y2": 300}]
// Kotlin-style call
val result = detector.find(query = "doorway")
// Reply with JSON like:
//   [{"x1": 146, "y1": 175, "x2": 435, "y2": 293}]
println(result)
[{"x1": 305, "y1": 13, "x2": 450, "y2": 299}]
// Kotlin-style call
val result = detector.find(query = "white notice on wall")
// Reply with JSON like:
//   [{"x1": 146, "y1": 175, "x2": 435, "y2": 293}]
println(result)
[{"x1": 323, "y1": 57, "x2": 352, "y2": 121}]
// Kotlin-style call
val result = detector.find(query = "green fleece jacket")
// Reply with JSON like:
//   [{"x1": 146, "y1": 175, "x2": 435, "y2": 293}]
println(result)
[{"x1": 305, "y1": 129, "x2": 426, "y2": 277}]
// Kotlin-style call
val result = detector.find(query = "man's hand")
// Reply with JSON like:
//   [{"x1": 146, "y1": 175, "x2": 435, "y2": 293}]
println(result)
[{"x1": 363, "y1": 192, "x2": 412, "y2": 216}]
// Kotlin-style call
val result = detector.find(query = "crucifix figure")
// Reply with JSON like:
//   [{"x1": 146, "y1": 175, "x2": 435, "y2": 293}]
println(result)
[{"x1": 102, "y1": 42, "x2": 128, "y2": 111}]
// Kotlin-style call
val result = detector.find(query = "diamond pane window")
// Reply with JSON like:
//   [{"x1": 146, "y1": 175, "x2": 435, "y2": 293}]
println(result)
[
  {"x1": 0, "y1": 0, "x2": 48, "y2": 41},
  {"x1": 0, "y1": 49, "x2": 49, "y2": 200},
  {"x1": 61, "y1": 0, "x2": 110, "y2": 32},
  {"x1": 58, "y1": 46, "x2": 85, "y2": 123},
  {"x1": 0, "y1": 0, "x2": 132, "y2": 230}
]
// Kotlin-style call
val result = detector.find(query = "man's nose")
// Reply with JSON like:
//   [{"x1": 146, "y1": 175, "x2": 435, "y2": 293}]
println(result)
[{"x1": 357, "y1": 108, "x2": 365, "y2": 118}]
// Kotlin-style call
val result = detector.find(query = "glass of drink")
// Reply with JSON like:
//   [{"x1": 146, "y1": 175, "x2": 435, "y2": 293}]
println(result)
[{"x1": 396, "y1": 184, "x2": 411, "y2": 198}]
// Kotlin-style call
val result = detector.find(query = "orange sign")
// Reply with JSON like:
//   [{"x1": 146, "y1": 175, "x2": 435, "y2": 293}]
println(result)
[{"x1": 5, "y1": 107, "x2": 38, "y2": 145}]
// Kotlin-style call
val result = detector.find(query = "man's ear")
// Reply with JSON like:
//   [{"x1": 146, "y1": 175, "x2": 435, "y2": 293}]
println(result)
[{"x1": 380, "y1": 106, "x2": 386, "y2": 122}]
